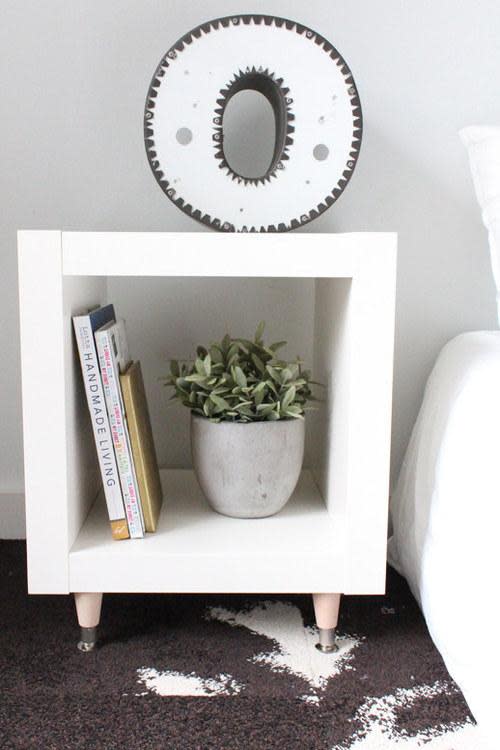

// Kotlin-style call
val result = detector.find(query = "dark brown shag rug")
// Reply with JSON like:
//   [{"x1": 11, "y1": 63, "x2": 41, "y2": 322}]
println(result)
[{"x1": 0, "y1": 541, "x2": 480, "y2": 749}]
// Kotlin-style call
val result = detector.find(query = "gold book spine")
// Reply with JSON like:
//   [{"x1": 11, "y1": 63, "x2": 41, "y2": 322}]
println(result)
[
  {"x1": 111, "y1": 519, "x2": 130, "y2": 540},
  {"x1": 120, "y1": 361, "x2": 163, "y2": 532}
]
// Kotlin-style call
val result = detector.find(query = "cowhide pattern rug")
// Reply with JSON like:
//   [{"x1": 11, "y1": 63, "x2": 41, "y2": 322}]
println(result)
[{"x1": 0, "y1": 542, "x2": 487, "y2": 749}]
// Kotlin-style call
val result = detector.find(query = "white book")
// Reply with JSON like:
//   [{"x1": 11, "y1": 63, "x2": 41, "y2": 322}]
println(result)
[
  {"x1": 72, "y1": 306, "x2": 129, "y2": 541},
  {"x1": 95, "y1": 320, "x2": 145, "y2": 539}
]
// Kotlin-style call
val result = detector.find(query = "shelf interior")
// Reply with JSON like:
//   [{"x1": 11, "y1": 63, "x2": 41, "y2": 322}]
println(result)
[{"x1": 69, "y1": 469, "x2": 346, "y2": 593}]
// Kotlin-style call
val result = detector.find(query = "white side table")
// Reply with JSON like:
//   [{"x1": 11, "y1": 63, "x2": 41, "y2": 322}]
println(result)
[{"x1": 18, "y1": 231, "x2": 396, "y2": 651}]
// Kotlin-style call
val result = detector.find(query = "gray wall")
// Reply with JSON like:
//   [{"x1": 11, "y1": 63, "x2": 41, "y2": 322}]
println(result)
[{"x1": 1, "y1": 0, "x2": 499, "y2": 534}]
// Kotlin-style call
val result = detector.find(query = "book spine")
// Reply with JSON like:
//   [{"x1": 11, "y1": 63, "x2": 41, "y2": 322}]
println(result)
[
  {"x1": 120, "y1": 363, "x2": 163, "y2": 533},
  {"x1": 96, "y1": 332, "x2": 144, "y2": 539},
  {"x1": 73, "y1": 318, "x2": 129, "y2": 541}
]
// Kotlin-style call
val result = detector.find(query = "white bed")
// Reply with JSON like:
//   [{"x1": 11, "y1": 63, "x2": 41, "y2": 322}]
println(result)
[
  {"x1": 388, "y1": 330, "x2": 500, "y2": 734},
  {"x1": 388, "y1": 126, "x2": 500, "y2": 739}
]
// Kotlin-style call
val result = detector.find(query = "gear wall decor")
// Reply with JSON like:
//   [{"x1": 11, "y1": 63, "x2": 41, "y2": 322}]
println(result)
[{"x1": 144, "y1": 15, "x2": 362, "y2": 232}]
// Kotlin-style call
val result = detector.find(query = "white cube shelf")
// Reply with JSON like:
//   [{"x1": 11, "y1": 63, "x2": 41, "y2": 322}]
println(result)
[{"x1": 18, "y1": 231, "x2": 396, "y2": 597}]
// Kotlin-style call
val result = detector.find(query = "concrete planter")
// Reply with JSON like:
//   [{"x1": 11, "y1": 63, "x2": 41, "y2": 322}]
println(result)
[{"x1": 190, "y1": 413, "x2": 305, "y2": 518}]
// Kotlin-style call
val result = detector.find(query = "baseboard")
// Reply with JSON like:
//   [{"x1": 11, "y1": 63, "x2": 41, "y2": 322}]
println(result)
[{"x1": 0, "y1": 492, "x2": 26, "y2": 539}]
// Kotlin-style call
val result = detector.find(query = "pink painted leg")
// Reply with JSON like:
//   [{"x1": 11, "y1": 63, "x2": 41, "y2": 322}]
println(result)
[
  {"x1": 312, "y1": 593, "x2": 341, "y2": 653},
  {"x1": 74, "y1": 592, "x2": 103, "y2": 652}
]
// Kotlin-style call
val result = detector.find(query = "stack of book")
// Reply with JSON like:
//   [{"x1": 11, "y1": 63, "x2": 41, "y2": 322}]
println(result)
[{"x1": 73, "y1": 304, "x2": 163, "y2": 540}]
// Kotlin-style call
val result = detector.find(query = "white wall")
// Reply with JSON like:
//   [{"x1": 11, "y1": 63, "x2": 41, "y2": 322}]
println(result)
[{"x1": 1, "y1": 0, "x2": 499, "y2": 536}]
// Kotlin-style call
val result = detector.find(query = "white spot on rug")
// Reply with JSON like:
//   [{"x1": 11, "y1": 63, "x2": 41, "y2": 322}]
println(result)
[
  {"x1": 207, "y1": 600, "x2": 360, "y2": 691},
  {"x1": 335, "y1": 722, "x2": 483, "y2": 749},
  {"x1": 133, "y1": 600, "x2": 489, "y2": 747},
  {"x1": 332, "y1": 681, "x2": 487, "y2": 749},
  {"x1": 136, "y1": 668, "x2": 243, "y2": 697},
  {"x1": 136, "y1": 600, "x2": 357, "y2": 701}
]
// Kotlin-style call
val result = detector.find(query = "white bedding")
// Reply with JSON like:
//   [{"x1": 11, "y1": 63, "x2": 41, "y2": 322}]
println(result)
[{"x1": 388, "y1": 331, "x2": 500, "y2": 736}]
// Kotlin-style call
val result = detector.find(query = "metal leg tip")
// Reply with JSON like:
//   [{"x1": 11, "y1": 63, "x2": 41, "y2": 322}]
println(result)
[
  {"x1": 77, "y1": 626, "x2": 97, "y2": 652},
  {"x1": 77, "y1": 640, "x2": 95, "y2": 652},
  {"x1": 315, "y1": 641, "x2": 339, "y2": 653},
  {"x1": 315, "y1": 627, "x2": 338, "y2": 654}
]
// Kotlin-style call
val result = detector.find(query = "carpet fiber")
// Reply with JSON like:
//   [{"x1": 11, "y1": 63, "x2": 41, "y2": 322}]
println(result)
[{"x1": 0, "y1": 542, "x2": 481, "y2": 749}]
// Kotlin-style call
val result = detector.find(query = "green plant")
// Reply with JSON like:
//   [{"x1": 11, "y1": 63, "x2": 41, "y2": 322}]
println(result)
[{"x1": 165, "y1": 322, "x2": 316, "y2": 423}]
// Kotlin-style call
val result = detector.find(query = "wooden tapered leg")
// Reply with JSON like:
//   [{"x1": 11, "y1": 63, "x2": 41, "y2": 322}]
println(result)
[
  {"x1": 312, "y1": 593, "x2": 341, "y2": 653},
  {"x1": 74, "y1": 592, "x2": 103, "y2": 652}
]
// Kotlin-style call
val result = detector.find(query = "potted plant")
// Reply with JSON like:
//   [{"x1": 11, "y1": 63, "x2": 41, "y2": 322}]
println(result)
[{"x1": 165, "y1": 323, "x2": 316, "y2": 518}]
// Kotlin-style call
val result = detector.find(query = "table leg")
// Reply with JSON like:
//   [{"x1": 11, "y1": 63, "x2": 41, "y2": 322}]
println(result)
[
  {"x1": 312, "y1": 593, "x2": 341, "y2": 653},
  {"x1": 74, "y1": 592, "x2": 103, "y2": 652}
]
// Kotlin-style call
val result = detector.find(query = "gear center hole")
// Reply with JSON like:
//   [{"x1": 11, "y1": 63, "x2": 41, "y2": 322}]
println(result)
[{"x1": 222, "y1": 89, "x2": 276, "y2": 179}]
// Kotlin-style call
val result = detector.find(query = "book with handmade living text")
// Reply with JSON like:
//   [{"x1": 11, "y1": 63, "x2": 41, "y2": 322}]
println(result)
[
  {"x1": 95, "y1": 320, "x2": 145, "y2": 539},
  {"x1": 72, "y1": 305, "x2": 129, "y2": 541},
  {"x1": 120, "y1": 361, "x2": 163, "y2": 532}
]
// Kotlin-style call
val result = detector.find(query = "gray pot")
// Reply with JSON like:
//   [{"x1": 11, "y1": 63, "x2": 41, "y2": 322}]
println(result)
[{"x1": 190, "y1": 413, "x2": 305, "y2": 518}]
